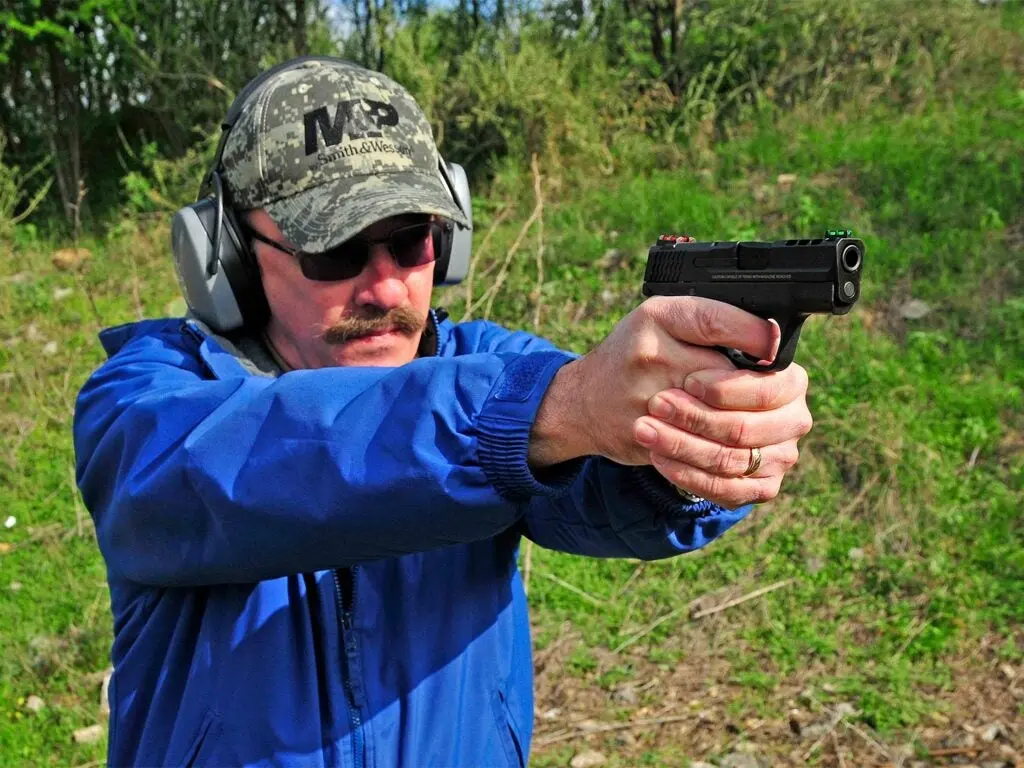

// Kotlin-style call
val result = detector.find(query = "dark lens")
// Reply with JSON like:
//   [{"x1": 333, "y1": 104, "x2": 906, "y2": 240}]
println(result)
[
  {"x1": 390, "y1": 223, "x2": 437, "y2": 269},
  {"x1": 298, "y1": 244, "x2": 369, "y2": 282}
]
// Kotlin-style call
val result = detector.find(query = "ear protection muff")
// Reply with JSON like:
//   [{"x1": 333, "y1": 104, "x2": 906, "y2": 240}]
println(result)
[{"x1": 170, "y1": 55, "x2": 474, "y2": 334}]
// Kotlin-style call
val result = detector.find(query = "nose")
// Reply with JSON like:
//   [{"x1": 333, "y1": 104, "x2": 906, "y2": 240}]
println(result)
[{"x1": 352, "y1": 244, "x2": 408, "y2": 310}]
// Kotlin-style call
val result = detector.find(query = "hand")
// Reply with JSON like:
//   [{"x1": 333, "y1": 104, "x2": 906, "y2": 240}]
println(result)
[
  {"x1": 528, "y1": 296, "x2": 781, "y2": 467},
  {"x1": 632, "y1": 363, "x2": 813, "y2": 508}
]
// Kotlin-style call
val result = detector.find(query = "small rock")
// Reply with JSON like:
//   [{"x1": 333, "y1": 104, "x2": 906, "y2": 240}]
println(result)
[
  {"x1": 806, "y1": 556, "x2": 825, "y2": 574},
  {"x1": 720, "y1": 753, "x2": 766, "y2": 768},
  {"x1": 9, "y1": 581, "x2": 22, "y2": 592},
  {"x1": 611, "y1": 683, "x2": 638, "y2": 705},
  {"x1": 999, "y1": 663, "x2": 1016, "y2": 680},
  {"x1": 835, "y1": 702, "x2": 858, "y2": 719},
  {"x1": 4, "y1": 516, "x2": 15, "y2": 529},
  {"x1": 42, "y1": 341, "x2": 58, "y2": 356},
  {"x1": 72, "y1": 724, "x2": 104, "y2": 745},
  {"x1": 981, "y1": 722, "x2": 1006, "y2": 742},
  {"x1": 801, "y1": 723, "x2": 829, "y2": 741},
  {"x1": 848, "y1": 547, "x2": 865, "y2": 561},
  {"x1": 53, "y1": 287, "x2": 74, "y2": 301},
  {"x1": 570, "y1": 750, "x2": 607, "y2": 768},
  {"x1": 776, "y1": 173, "x2": 798, "y2": 187},
  {"x1": 943, "y1": 731, "x2": 976, "y2": 749},
  {"x1": 900, "y1": 299, "x2": 932, "y2": 320},
  {"x1": 540, "y1": 707, "x2": 560, "y2": 721},
  {"x1": 100, "y1": 668, "x2": 113, "y2": 718},
  {"x1": 25, "y1": 324, "x2": 44, "y2": 342},
  {"x1": 600, "y1": 289, "x2": 616, "y2": 304},
  {"x1": 25, "y1": 695, "x2": 45, "y2": 712},
  {"x1": 52, "y1": 247, "x2": 91, "y2": 271}
]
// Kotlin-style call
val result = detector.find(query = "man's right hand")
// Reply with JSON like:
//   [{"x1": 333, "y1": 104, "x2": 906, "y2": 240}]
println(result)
[{"x1": 527, "y1": 296, "x2": 782, "y2": 468}]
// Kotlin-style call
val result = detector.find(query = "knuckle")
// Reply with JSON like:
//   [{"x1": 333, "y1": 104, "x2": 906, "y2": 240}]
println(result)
[
  {"x1": 782, "y1": 443, "x2": 801, "y2": 469},
  {"x1": 712, "y1": 445, "x2": 739, "y2": 476},
  {"x1": 751, "y1": 479, "x2": 779, "y2": 504},
  {"x1": 792, "y1": 363, "x2": 810, "y2": 394},
  {"x1": 694, "y1": 303, "x2": 729, "y2": 344},
  {"x1": 754, "y1": 377, "x2": 782, "y2": 410},
  {"x1": 724, "y1": 416, "x2": 749, "y2": 447},
  {"x1": 632, "y1": 335, "x2": 663, "y2": 369},
  {"x1": 679, "y1": 404, "x2": 712, "y2": 436},
  {"x1": 797, "y1": 409, "x2": 814, "y2": 437}
]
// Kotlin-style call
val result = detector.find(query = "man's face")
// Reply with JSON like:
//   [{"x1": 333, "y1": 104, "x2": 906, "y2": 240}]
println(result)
[{"x1": 247, "y1": 209, "x2": 436, "y2": 369}]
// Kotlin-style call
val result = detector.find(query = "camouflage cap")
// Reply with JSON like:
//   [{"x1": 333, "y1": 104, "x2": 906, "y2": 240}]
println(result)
[{"x1": 220, "y1": 59, "x2": 468, "y2": 253}]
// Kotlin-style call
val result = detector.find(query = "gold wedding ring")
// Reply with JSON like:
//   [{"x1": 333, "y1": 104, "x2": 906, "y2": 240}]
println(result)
[{"x1": 742, "y1": 447, "x2": 762, "y2": 477}]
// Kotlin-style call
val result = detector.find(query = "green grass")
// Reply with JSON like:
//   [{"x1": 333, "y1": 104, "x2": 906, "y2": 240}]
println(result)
[{"x1": 2, "y1": 21, "x2": 1024, "y2": 768}]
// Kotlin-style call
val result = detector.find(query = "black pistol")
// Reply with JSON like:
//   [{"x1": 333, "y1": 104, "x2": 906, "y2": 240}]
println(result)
[{"x1": 641, "y1": 230, "x2": 864, "y2": 371}]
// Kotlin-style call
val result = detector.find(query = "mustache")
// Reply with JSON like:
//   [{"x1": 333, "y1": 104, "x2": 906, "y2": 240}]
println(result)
[{"x1": 317, "y1": 305, "x2": 425, "y2": 344}]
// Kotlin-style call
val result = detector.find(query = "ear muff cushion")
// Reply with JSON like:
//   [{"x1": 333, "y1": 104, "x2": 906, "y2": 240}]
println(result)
[
  {"x1": 219, "y1": 204, "x2": 270, "y2": 328},
  {"x1": 432, "y1": 220, "x2": 455, "y2": 285}
]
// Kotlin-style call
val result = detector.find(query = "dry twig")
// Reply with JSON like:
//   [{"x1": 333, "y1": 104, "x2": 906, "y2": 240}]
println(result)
[
  {"x1": 479, "y1": 154, "x2": 544, "y2": 320},
  {"x1": 535, "y1": 715, "x2": 693, "y2": 746},
  {"x1": 461, "y1": 204, "x2": 511, "y2": 321},
  {"x1": 690, "y1": 579, "x2": 794, "y2": 620},
  {"x1": 537, "y1": 571, "x2": 605, "y2": 607}
]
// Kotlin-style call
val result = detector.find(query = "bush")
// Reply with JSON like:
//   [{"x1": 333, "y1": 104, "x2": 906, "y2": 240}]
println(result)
[{"x1": 0, "y1": 133, "x2": 52, "y2": 243}]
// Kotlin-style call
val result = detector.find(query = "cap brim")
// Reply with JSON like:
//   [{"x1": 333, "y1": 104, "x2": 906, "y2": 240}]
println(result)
[{"x1": 264, "y1": 170, "x2": 469, "y2": 254}]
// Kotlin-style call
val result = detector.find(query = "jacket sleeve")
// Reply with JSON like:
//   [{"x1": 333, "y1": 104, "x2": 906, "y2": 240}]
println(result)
[
  {"x1": 519, "y1": 463, "x2": 753, "y2": 559},
  {"x1": 451, "y1": 320, "x2": 753, "y2": 560},
  {"x1": 73, "y1": 321, "x2": 581, "y2": 587}
]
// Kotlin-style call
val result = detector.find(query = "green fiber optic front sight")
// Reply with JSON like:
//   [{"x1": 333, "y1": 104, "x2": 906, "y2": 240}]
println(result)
[{"x1": 825, "y1": 228, "x2": 854, "y2": 238}]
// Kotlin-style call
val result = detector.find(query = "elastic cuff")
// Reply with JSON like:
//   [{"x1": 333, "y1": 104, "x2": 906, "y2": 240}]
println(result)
[
  {"x1": 476, "y1": 351, "x2": 585, "y2": 501},
  {"x1": 631, "y1": 465, "x2": 722, "y2": 519}
]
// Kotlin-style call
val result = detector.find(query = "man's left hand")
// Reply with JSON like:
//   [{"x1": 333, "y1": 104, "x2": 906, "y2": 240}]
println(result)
[{"x1": 632, "y1": 363, "x2": 813, "y2": 509}]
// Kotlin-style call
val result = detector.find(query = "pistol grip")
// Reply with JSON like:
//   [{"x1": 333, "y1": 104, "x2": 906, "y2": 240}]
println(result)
[{"x1": 715, "y1": 315, "x2": 808, "y2": 372}]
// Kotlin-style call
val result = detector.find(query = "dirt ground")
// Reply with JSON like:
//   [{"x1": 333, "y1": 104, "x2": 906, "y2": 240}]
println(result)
[{"x1": 530, "y1": 624, "x2": 1023, "y2": 767}]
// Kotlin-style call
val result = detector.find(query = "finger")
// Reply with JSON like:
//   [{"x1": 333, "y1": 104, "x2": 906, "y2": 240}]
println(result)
[
  {"x1": 650, "y1": 453, "x2": 782, "y2": 509},
  {"x1": 680, "y1": 362, "x2": 809, "y2": 412},
  {"x1": 643, "y1": 296, "x2": 777, "y2": 362},
  {"x1": 646, "y1": 390, "x2": 813, "y2": 448},
  {"x1": 634, "y1": 418, "x2": 800, "y2": 478}
]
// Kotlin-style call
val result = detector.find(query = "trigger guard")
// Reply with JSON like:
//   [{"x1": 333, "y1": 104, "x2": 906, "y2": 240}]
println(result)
[{"x1": 715, "y1": 315, "x2": 807, "y2": 372}]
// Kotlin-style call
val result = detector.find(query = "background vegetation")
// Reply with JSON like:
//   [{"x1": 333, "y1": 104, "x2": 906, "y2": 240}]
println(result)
[{"x1": 1, "y1": 0, "x2": 1022, "y2": 765}]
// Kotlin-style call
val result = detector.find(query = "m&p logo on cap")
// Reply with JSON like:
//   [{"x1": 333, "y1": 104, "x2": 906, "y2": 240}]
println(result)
[{"x1": 303, "y1": 98, "x2": 413, "y2": 166}]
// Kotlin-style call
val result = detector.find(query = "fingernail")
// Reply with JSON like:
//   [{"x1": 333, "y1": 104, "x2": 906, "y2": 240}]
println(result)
[
  {"x1": 635, "y1": 421, "x2": 658, "y2": 444},
  {"x1": 649, "y1": 395, "x2": 674, "y2": 420},
  {"x1": 683, "y1": 374, "x2": 706, "y2": 401}
]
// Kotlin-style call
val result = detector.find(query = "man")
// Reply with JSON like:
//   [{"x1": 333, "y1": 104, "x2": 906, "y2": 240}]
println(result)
[{"x1": 74, "y1": 57, "x2": 811, "y2": 767}]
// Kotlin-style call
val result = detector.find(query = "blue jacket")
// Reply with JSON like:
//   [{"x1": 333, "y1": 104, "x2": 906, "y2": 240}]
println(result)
[{"x1": 73, "y1": 310, "x2": 751, "y2": 767}]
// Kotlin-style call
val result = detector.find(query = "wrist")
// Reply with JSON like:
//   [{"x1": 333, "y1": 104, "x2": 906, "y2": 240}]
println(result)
[{"x1": 528, "y1": 360, "x2": 591, "y2": 467}]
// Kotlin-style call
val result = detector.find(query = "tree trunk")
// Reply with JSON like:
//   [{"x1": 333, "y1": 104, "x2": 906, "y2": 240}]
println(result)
[{"x1": 294, "y1": 0, "x2": 308, "y2": 54}]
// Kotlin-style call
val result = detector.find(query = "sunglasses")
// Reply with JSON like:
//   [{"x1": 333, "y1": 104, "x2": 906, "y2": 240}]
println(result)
[{"x1": 244, "y1": 220, "x2": 448, "y2": 282}]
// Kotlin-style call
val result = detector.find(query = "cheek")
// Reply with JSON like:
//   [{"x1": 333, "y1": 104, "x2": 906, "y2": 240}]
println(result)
[
  {"x1": 258, "y1": 253, "x2": 353, "y2": 328},
  {"x1": 406, "y1": 265, "x2": 435, "y2": 312}
]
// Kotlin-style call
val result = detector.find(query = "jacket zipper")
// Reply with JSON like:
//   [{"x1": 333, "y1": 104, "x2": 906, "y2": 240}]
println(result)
[
  {"x1": 333, "y1": 567, "x2": 364, "y2": 768},
  {"x1": 431, "y1": 308, "x2": 442, "y2": 357}
]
